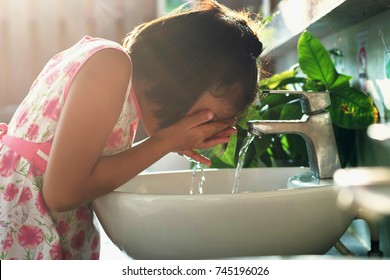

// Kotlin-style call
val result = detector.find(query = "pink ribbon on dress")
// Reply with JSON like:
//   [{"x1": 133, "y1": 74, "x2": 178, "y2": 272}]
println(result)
[{"x1": 0, "y1": 123, "x2": 52, "y2": 173}]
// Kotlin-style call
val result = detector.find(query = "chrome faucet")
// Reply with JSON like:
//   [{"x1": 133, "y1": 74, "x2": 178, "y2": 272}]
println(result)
[{"x1": 247, "y1": 90, "x2": 341, "y2": 179}]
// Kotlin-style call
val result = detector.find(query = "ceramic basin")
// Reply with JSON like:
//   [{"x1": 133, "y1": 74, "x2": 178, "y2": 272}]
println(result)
[{"x1": 92, "y1": 167, "x2": 357, "y2": 259}]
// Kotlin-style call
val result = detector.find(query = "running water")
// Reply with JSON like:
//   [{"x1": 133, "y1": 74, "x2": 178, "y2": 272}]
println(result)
[
  {"x1": 190, "y1": 161, "x2": 206, "y2": 194},
  {"x1": 187, "y1": 132, "x2": 256, "y2": 195},
  {"x1": 232, "y1": 132, "x2": 255, "y2": 193}
]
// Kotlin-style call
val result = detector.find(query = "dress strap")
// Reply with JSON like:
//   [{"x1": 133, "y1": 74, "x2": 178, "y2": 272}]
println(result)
[{"x1": 0, "y1": 123, "x2": 52, "y2": 174}]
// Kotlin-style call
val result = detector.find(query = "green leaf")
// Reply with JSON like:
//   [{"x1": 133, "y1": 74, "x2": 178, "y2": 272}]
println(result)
[
  {"x1": 201, "y1": 143, "x2": 236, "y2": 168},
  {"x1": 329, "y1": 87, "x2": 378, "y2": 129},
  {"x1": 280, "y1": 99, "x2": 303, "y2": 120},
  {"x1": 254, "y1": 135, "x2": 274, "y2": 167},
  {"x1": 333, "y1": 125, "x2": 357, "y2": 167},
  {"x1": 303, "y1": 78, "x2": 326, "y2": 92},
  {"x1": 243, "y1": 143, "x2": 260, "y2": 167},
  {"x1": 276, "y1": 77, "x2": 307, "y2": 89},
  {"x1": 298, "y1": 31, "x2": 337, "y2": 89},
  {"x1": 329, "y1": 73, "x2": 352, "y2": 92},
  {"x1": 259, "y1": 69, "x2": 297, "y2": 89},
  {"x1": 258, "y1": 94, "x2": 298, "y2": 120},
  {"x1": 238, "y1": 104, "x2": 261, "y2": 129},
  {"x1": 208, "y1": 156, "x2": 235, "y2": 168},
  {"x1": 216, "y1": 133, "x2": 238, "y2": 167},
  {"x1": 281, "y1": 134, "x2": 309, "y2": 165}
]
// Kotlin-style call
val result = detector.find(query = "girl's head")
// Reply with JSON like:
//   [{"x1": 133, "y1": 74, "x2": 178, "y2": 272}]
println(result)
[{"x1": 124, "y1": 0, "x2": 263, "y2": 128}]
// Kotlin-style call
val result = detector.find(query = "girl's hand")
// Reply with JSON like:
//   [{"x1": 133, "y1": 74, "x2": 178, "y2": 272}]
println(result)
[
  {"x1": 152, "y1": 110, "x2": 237, "y2": 166},
  {"x1": 178, "y1": 125, "x2": 237, "y2": 166}
]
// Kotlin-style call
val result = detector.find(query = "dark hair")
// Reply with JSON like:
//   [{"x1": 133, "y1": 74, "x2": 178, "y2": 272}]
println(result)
[{"x1": 123, "y1": 0, "x2": 263, "y2": 128}]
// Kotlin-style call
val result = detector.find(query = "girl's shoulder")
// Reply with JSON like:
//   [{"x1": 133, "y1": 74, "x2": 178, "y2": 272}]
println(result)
[{"x1": 65, "y1": 36, "x2": 130, "y2": 62}]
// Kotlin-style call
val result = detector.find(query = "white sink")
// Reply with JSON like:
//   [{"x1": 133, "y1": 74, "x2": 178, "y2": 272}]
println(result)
[{"x1": 93, "y1": 167, "x2": 357, "y2": 259}]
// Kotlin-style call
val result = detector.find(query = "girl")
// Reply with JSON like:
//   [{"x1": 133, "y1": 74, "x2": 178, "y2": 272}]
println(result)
[{"x1": 0, "y1": 0, "x2": 263, "y2": 259}]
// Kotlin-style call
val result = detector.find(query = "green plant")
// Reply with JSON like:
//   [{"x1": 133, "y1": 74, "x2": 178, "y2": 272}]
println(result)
[{"x1": 200, "y1": 31, "x2": 378, "y2": 169}]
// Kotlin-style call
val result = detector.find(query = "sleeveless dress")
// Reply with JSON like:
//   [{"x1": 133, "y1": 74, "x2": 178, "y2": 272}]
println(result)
[{"x1": 0, "y1": 36, "x2": 140, "y2": 259}]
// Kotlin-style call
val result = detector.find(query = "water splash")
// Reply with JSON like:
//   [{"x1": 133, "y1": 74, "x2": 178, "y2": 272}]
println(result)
[
  {"x1": 189, "y1": 161, "x2": 205, "y2": 195},
  {"x1": 232, "y1": 132, "x2": 256, "y2": 193},
  {"x1": 187, "y1": 132, "x2": 256, "y2": 195}
]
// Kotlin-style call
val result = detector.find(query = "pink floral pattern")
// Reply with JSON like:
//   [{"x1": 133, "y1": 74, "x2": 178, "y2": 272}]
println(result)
[
  {"x1": 18, "y1": 225, "x2": 44, "y2": 249},
  {"x1": 0, "y1": 36, "x2": 139, "y2": 260},
  {"x1": 56, "y1": 220, "x2": 70, "y2": 236},
  {"x1": 49, "y1": 242, "x2": 62, "y2": 260},
  {"x1": 62, "y1": 249, "x2": 72, "y2": 260},
  {"x1": 3, "y1": 232, "x2": 14, "y2": 251},
  {"x1": 0, "y1": 150, "x2": 21, "y2": 177},
  {"x1": 71, "y1": 231, "x2": 86, "y2": 250},
  {"x1": 45, "y1": 69, "x2": 60, "y2": 85},
  {"x1": 26, "y1": 124, "x2": 39, "y2": 141},
  {"x1": 18, "y1": 187, "x2": 33, "y2": 205},
  {"x1": 75, "y1": 206, "x2": 91, "y2": 221},
  {"x1": 35, "y1": 193, "x2": 48, "y2": 216},
  {"x1": 4, "y1": 183, "x2": 19, "y2": 201},
  {"x1": 106, "y1": 128, "x2": 123, "y2": 148},
  {"x1": 15, "y1": 110, "x2": 28, "y2": 128},
  {"x1": 65, "y1": 61, "x2": 82, "y2": 77},
  {"x1": 28, "y1": 164, "x2": 44, "y2": 177},
  {"x1": 90, "y1": 235, "x2": 99, "y2": 251},
  {"x1": 42, "y1": 98, "x2": 61, "y2": 121}
]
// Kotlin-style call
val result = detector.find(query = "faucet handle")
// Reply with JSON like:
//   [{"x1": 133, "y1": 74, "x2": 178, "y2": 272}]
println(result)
[{"x1": 261, "y1": 90, "x2": 331, "y2": 114}]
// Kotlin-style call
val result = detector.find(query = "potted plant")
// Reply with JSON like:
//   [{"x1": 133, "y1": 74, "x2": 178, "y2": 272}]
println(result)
[{"x1": 200, "y1": 31, "x2": 378, "y2": 169}]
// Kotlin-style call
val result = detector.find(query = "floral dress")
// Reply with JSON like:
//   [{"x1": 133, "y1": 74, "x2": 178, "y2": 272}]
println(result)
[{"x1": 0, "y1": 36, "x2": 140, "y2": 259}]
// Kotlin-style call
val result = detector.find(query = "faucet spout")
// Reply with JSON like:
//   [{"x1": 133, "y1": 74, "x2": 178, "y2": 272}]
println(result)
[{"x1": 248, "y1": 112, "x2": 340, "y2": 179}]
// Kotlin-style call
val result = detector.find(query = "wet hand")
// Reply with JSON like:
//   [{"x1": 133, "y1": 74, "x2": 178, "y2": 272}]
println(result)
[
  {"x1": 177, "y1": 149, "x2": 212, "y2": 167},
  {"x1": 152, "y1": 110, "x2": 236, "y2": 164}
]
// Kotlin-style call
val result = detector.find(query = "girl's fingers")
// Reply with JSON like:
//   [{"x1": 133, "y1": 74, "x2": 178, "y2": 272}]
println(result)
[
  {"x1": 181, "y1": 149, "x2": 211, "y2": 167},
  {"x1": 195, "y1": 137, "x2": 230, "y2": 150},
  {"x1": 193, "y1": 127, "x2": 236, "y2": 149},
  {"x1": 164, "y1": 111, "x2": 236, "y2": 154},
  {"x1": 182, "y1": 110, "x2": 214, "y2": 129},
  {"x1": 196, "y1": 121, "x2": 236, "y2": 142},
  {"x1": 211, "y1": 127, "x2": 237, "y2": 138},
  {"x1": 182, "y1": 110, "x2": 233, "y2": 135}
]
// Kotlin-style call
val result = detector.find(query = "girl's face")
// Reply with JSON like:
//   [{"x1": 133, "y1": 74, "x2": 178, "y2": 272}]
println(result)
[
  {"x1": 141, "y1": 90, "x2": 239, "y2": 137},
  {"x1": 186, "y1": 90, "x2": 239, "y2": 124}
]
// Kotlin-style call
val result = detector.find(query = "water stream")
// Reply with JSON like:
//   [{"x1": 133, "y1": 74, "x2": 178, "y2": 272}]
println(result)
[
  {"x1": 190, "y1": 162, "x2": 205, "y2": 194},
  {"x1": 232, "y1": 132, "x2": 255, "y2": 193},
  {"x1": 188, "y1": 132, "x2": 256, "y2": 195}
]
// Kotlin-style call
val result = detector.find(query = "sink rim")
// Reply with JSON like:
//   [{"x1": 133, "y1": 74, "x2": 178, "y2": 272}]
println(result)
[{"x1": 107, "y1": 166, "x2": 321, "y2": 196}]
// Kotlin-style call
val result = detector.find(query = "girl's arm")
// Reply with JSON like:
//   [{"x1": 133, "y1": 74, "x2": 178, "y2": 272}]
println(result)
[{"x1": 42, "y1": 48, "x2": 233, "y2": 212}]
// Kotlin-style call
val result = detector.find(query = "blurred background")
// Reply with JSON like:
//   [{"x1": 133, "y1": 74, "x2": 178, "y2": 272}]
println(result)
[{"x1": 0, "y1": 0, "x2": 274, "y2": 125}]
